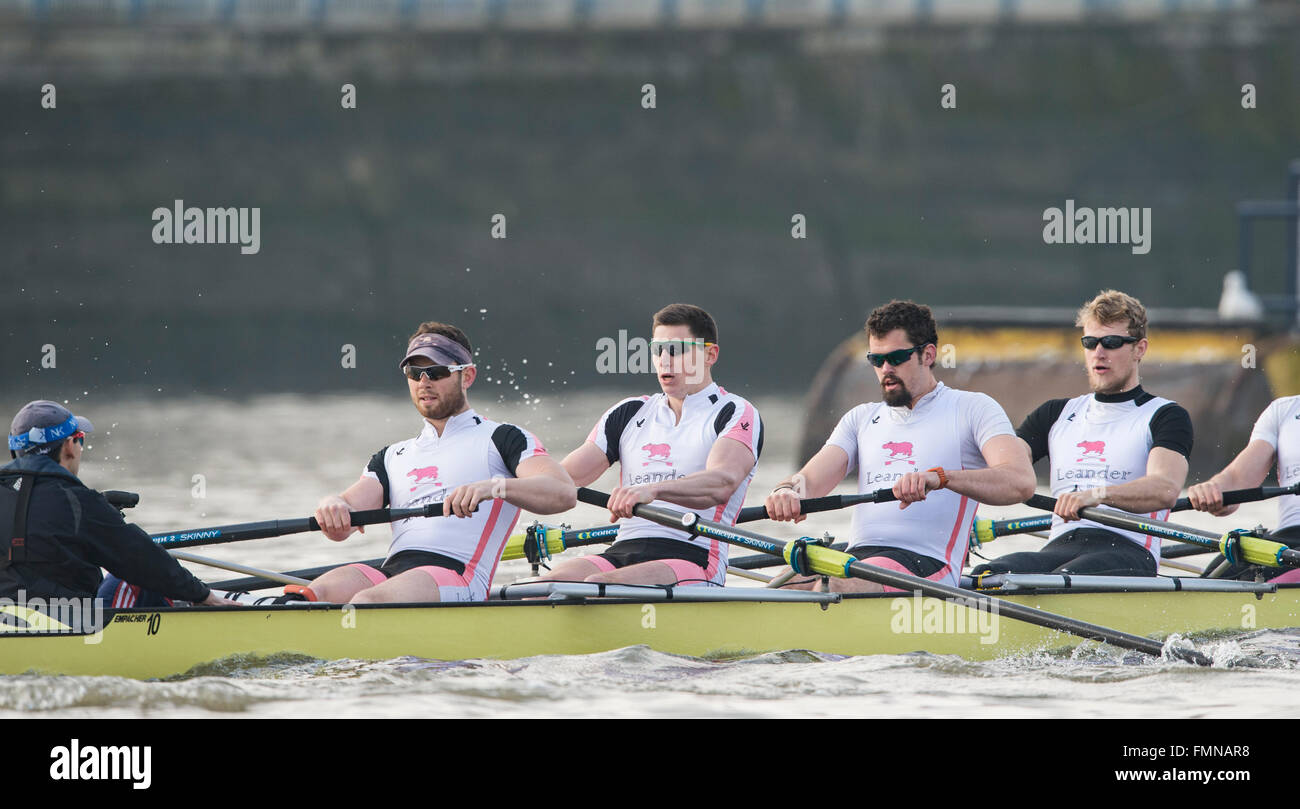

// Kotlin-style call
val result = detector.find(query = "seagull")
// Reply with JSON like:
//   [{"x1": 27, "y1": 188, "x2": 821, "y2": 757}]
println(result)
[{"x1": 1218, "y1": 270, "x2": 1265, "y2": 321}]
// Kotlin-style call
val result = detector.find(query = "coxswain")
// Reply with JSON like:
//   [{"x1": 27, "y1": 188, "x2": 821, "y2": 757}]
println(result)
[
  {"x1": 304, "y1": 322, "x2": 576, "y2": 603},
  {"x1": 971, "y1": 290, "x2": 1193, "y2": 578},
  {"x1": 535, "y1": 303, "x2": 762, "y2": 586},
  {"x1": 764, "y1": 300, "x2": 1035, "y2": 592},
  {"x1": 0, "y1": 400, "x2": 232, "y2": 607}
]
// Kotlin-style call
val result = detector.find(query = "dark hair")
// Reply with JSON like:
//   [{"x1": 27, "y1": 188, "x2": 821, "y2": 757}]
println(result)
[
  {"x1": 652, "y1": 304, "x2": 718, "y2": 344},
  {"x1": 408, "y1": 321, "x2": 473, "y2": 355},
  {"x1": 15, "y1": 439, "x2": 66, "y2": 461},
  {"x1": 865, "y1": 300, "x2": 939, "y2": 356}
]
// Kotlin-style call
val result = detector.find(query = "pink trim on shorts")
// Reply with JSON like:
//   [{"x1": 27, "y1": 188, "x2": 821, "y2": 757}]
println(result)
[
  {"x1": 857, "y1": 555, "x2": 952, "y2": 594},
  {"x1": 347, "y1": 563, "x2": 388, "y2": 587},
  {"x1": 1270, "y1": 568, "x2": 1300, "y2": 585},
  {"x1": 662, "y1": 558, "x2": 711, "y2": 586},
  {"x1": 585, "y1": 555, "x2": 617, "y2": 573},
  {"x1": 413, "y1": 565, "x2": 471, "y2": 589}
]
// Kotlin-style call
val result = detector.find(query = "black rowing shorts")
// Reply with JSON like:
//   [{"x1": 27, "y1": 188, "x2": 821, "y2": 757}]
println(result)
[{"x1": 593, "y1": 537, "x2": 709, "y2": 570}]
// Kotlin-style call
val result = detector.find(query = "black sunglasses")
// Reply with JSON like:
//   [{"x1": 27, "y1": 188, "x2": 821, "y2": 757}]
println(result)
[
  {"x1": 402, "y1": 363, "x2": 473, "y2": 382},
  {"x1": 1081, "y1": 335, "x2": 1139, "y2": 350},
  {"x1": 866, "y1": 345, "x2": 926, "y2": 368}
]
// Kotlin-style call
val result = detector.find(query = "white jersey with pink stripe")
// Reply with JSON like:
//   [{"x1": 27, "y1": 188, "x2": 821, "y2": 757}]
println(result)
[
  {"x1": 586, "y1": 382, "x2": 762, "y2": 558},
  {"x1": 826, "y1": 382, "x2": 1014, "y2": 587},
  {"x1": 361, "y1": 408, "x2": 548, "y2": 596}
]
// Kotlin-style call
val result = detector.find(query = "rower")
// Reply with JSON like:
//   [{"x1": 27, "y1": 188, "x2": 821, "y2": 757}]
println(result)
[
  {"x1": 534, "y1": 303, "x2": 762, "y2": 586},
  {"x1": 0, "y1": 400, "x2": 233, "y2": 607},
  {"x1": 970, "y1": 290, "x2": 1193, "y2": 578},
  {"x1": 1187, "y1": 395, "x2": 1300, "y2": 582},
  {"x1": 303, "y1": 322, "x2": 575, "y2": 604},
  {"x1": 764, "y1": 300, "x2": 1035, "y2": 592}
]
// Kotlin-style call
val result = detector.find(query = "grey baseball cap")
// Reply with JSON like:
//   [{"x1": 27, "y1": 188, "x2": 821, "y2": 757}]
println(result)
[{"x1": 8, "y1": 400, "x2": 93, "y2": 454}]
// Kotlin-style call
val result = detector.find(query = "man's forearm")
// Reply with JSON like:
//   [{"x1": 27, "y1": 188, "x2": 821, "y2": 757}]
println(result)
[
  {"x1": 501, "y1": 476, "x2": 577, "y2": 515},
  {"x1": 946, "y1": 464, "x2": 1036, "y2": 506}
]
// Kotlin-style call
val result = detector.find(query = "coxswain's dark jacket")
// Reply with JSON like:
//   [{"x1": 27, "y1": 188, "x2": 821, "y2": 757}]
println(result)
[{"x1": 0, "y1": 454, "x2": 209, "y2": 603}]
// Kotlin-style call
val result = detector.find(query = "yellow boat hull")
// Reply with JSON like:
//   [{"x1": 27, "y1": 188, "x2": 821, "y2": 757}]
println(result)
[{"x1": 3, "y1": 586, "x2": 1298, "y2": 679}]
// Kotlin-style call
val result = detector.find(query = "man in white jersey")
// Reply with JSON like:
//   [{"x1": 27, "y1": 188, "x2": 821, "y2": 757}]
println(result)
[
  {"x1": 1187, "y1": 396, "x2": 1300, "y2": 583},
  {"x1": 536, "y1": 303, "x2": 761, "y2": 587},
  {"x1": 971, "y1": 290, "x2": 1193, "y2": 578},
  {"x1": 765, "y1": 300, "x2": 1035, "y2": 592},
  {"x1": 302, "y1": 322, "x2": 576, "y2": 604}
]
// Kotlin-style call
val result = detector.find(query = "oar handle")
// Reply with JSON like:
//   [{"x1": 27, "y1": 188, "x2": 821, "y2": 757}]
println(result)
[
  {"x1": 736, "y1": 488, "x2": 897, "y2": 523},
  {"x1": 578, "y1": 487, "x2": 897, "y2": 524},
  {"x1": 1171, "y1": 483, "x2": 1300, "y2": 512}
]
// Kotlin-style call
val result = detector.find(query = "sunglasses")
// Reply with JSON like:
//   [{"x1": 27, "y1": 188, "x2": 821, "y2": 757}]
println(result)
[
  {"x1": 402, "y1": 363, "x2": 474, "y2": 382},
  {"x1": 650, "y1": 339, "x2": 716, "y2": 358},
  {"x1": 866, "y1": 345, "x2": 926, "y2": 368},
  {"x1": 1080, "y1": 335, "x2": 1140, "y2": 350},
  {"x1": 72, "y1": 431, "x2": 85, "y2": 446}
]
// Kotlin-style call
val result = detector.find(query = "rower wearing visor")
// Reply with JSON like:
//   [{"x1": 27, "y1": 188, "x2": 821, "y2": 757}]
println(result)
[
  {"x1": 971, "y1": 290, "x2": 1193, "y2": 579},
  {"x1": 765, "y1": 300, "x2": 1035, "y2": 591},
  {"x1": 1187, "y1": 396, "x2": 1300, "y2": 583},
  {"x1": 301, "y1": 322, "x2": 575, "y2": 604},
  {"x1": 537, "y1": 303, "x2": 762, "y2": 587}
]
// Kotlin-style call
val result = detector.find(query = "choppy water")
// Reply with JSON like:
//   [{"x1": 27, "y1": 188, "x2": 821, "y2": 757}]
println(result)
[{"x1": 3, "y1": 392, "x2": 1300, "y2": 718}]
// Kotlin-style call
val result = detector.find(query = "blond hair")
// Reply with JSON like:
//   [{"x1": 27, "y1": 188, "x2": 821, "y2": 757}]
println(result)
[{"x1": 1075, "y1": 290, "x2": 1147, "y2": 338}]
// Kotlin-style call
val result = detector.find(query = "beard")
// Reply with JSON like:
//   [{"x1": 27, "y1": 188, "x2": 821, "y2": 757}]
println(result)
[
  {"x1": 881, "y1": 376, "x2": 912, "y2": 407},
  {"x1": 413, "y1": 384, "x2": 467, "y2": 421}
]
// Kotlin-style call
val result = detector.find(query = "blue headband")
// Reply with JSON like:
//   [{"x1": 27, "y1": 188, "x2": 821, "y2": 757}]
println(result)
[{"x1": 8, "y1": 414, "x2": 80, "y2": 452}]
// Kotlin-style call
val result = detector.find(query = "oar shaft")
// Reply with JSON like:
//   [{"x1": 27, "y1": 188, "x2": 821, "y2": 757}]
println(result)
[
  {"x1": 170, "y1": 550, "x2": 311, "y2": 586},
  {"x1": 150, "y1": 503, "x2": 449, "y2": 550},
  {"x1": 1171, "y1": 483, "x2": 1299, "y2": 512},
  {"x1": 208, "y1": 558, "x2": 386, "y2": 591}
]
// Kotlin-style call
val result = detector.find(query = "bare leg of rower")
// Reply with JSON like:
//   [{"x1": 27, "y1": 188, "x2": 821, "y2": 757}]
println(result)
[
  {"x1": 534, "y1": 557, "x2": 606, "y2": 583},
  {"x1": 349, "y1": 569, "x2": 442, "y2": 604},
  {"x1": 307, "y1": 565, "x2": 380, "y2": 603}
]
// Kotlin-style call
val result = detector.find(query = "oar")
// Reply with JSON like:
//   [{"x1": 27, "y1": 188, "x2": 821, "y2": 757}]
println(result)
[
  {"x1": 169, "y1": 549, "x2": 311, "y2": 587},
  {"x1": 577, "y1": 488, "x2": 1211, "y2": 665},
  {"x1": 735, "y1": 488, "x2": 897, "y2": 523},
  {"x1": 208, "y1": 559, "x2": 386, "y2": 592},
  {"x1": 149, "y1": 502, "x2": 454, "y2": 550},
  {"x1": 503, "y1": 488, "x2": 895, "y2": 563},
  {"x1": 973, "y1": 483, "x2": 1300, "y2": 546},
  {"x1": 1024, "y1": 494, "x2": 1300, "y2": 569}
]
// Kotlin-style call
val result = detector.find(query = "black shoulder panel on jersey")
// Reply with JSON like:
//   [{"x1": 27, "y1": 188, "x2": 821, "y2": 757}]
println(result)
[
  {"x1": 755, "y1": 412, "x2": 765, "y2": 460},
  {"x1": 1149, "y1": 402, "x2": 1194, "y2": 459},
  {"x1": 1017, "y1": 399, "x2": 1070, "y2": 464},
  {"x1": 492, "y1": 424, "x2": 529, "y2": 476},
  {"x1": 713, "y1": 402, "x2": 736, "y2": 436},
  {"x1": 603, "y1": 399, "x2": 647, "y2": 465},
  {"x1": 367, "y1": 446, "x2": 391, "y2": 508}
]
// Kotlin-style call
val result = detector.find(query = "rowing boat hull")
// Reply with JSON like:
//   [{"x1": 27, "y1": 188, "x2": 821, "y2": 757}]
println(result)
[{"x1": 4, "y1": 587, "x2": 1299, "y2": 679}]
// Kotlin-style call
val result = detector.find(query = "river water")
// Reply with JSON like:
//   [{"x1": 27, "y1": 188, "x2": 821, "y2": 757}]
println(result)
[{"x1": 2, "y1": 391, "x2": 1297, "y2": 719}]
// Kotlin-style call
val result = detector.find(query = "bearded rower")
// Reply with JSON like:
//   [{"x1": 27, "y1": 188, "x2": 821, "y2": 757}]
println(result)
[
  {"x1": 536, "y1": 303, "x2": 762, "y2": 586},
  {"x1": 1187, "y1": 395, "x2": 1300, "y2": 583},
  {"x1": 302, "y1": 322, "x2": 576, "y2": 604},
  {"x1": 971, "y1": 290, "x2": 1193, "y2": 578},
  {"x1": 765, "y1": 300, "x2": 1035, "y2": 592}
]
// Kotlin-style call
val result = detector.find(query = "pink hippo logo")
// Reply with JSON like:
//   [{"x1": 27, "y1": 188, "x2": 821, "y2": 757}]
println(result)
[
  {"x1": 1075, "y1": 440, "x2": 1106, "y2": 462},
  {"x1": 882, "y1": 440, "x2": 915, "y2": 466},
  {"x1": 406, "y1": 465, "x2": 441, "y2": 492},
  {"x1": 642, "y1": 443, "x2": 673, "y2": 467}
]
